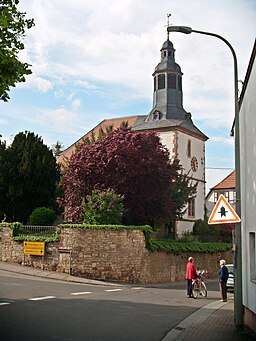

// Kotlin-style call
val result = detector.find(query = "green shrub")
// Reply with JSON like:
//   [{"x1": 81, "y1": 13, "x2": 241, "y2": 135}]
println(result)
[
  {"x1": 82, "y1": 189, "x2": 124, "y2": 225},
  {"x1": 29, "y1": 207, "x2": 57, "y2": 226},
  {"x1": 193, "y1": 219, "x2": 220, "y2": 242}
]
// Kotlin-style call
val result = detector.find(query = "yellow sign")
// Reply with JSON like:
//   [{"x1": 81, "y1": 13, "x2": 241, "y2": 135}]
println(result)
[
  {"x1": 24, "y1": 241, "x2": 45, "y2": 256},
  {"x1": 208, "y1": 194, "x2": 241, "y2": 224}
]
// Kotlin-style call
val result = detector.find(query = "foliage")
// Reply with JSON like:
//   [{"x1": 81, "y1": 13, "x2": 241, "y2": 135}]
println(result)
[
  {"x1": 51, "y1": 141, "x2": 65, "y2": 157},
  {"x1": 0, "y1": 0, "x2": 35, "y2": 101},
  {"x1": 29, "y1": 207, "x2": 57, "y2": 226},
  {"x1": 193, "y1": 219, "x2": 220, "y2": 242},
  {"x1": 9, "y1": 221, "x2": 23, "y2": 236},
  {"x1": 0, "y1": 131, "x2": 60, "y2": 223},
  {"x1": 168, "y1": 171, "x2": 197, "y2": 220},
  {"x1": 82, "y1": 189, "x2": 124, "y2": 225},
  {"x1": 148, "y1": 238, "x2": 232, "y2": 253},
  {"x1": 80, "y1": 122, "x2": 129, "y2": 146},
  {"x1": 58, "y1": 129, "x2": 182, "y2": 225}
]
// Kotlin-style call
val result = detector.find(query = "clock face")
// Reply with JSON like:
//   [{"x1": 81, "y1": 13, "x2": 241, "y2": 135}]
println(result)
[{"x1": 191, "y1": 156, "x2": 198, "y2": 172}]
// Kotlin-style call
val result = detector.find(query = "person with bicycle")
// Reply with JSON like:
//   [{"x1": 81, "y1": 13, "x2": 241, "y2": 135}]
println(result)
[
  {"x1": 218, "y1": 259, "x2": 229, "y2": 302},
  {"x1": 186, "y1": 256, "x2": 197, "y2": 298}
]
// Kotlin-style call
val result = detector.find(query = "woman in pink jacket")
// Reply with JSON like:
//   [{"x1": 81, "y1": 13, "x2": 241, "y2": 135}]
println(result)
[{"x1": 186, "y1": 256, "x2": 197, "y2": 298}]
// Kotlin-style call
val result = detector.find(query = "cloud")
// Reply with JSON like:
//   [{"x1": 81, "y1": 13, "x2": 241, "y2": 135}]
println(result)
[{"x1": 210, "y1": 136, "x2": 234, "y2": 147}]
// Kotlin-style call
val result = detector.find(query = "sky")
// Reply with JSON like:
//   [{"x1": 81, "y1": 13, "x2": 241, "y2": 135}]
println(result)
[{"x1": 1, "y1": 0, "x2": 255, "y2": 192}]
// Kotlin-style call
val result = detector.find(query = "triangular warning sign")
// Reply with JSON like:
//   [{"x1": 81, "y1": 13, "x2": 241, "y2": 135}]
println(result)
[{"x1": 208, "y1": 194, "x2": 241, "y2": 224}]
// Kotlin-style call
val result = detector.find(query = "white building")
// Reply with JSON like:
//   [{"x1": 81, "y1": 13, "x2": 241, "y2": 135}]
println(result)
[
  {"x1": 239, "y1": 39, "x2": 256, "y2": 331},
  {"x1": 206, "y1": 170, "x2": 236, "y2": 216}
]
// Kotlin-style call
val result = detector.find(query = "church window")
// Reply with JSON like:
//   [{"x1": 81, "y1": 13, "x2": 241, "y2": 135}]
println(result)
[
  {"x1": 153, "y1": 111, "x2": 160, "y2": 120},
  {"x1": 158, "y1": 74, "x2": 165, "y2": 90},
  {"x1": 178, "y1": 75, "x2": 182, "y2": 91},
  {"x1": 154, "y1": 76, "x2": 156, "y2": 92},
  {"x1": 187, "y1": 140, "x2": 191, "y2": 157},
  {"x1": 167, "y1": 73, "x2": 176, "y2": 89},
  {"x1": 163, "y1": 51, "x2": 167, "y2": 57},
  {"x1": 188, "y1": 198, "x2": 195, "y2": 217},
  {"x1": 168, "y1": 51, "x2": 173, "y2": 57}
]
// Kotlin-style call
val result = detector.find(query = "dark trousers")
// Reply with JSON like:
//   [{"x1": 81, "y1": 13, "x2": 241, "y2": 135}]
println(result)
[
  {"x1": 219, "y1": 281, "x2": 227, "y2": 300},
  {"x1": 187, "y1": 279, "x2": 192, "y2": 297}
]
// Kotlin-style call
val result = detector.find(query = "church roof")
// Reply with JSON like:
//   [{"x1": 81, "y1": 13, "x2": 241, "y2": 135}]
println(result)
[{"x1": 132, "y1": 118, "x2": 208, "y2": 140}]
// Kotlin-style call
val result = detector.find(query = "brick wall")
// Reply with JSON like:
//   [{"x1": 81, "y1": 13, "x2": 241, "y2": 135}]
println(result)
[{"x1": 0, "y1": 224, "x2": 232, "y2": 283}]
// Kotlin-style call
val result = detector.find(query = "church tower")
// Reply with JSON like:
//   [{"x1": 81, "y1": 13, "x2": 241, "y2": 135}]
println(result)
[{"x1": 133, "y1": 34, "x2": 208, "y2": 236}]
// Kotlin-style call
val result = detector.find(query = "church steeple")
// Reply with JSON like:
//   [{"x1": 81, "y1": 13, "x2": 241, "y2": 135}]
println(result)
[
  {"x1": 132, "y1": 28, "x2": 208, "y2": 141},
  {"x1": 146, "y1": 37, "x2": 188, "y2": 122}
]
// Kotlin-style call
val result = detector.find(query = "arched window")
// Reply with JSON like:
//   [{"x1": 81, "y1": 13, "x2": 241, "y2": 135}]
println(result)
[
  {"x1": 187, "y1": 140, "x2": 191, "y2": 157},
  {"x1": 158, "y1": 74, "x2": 165, "y2": 90},
  {"x1": 167, "y1": 74, "x2": 176, "y2": 89},
  {"x1": 178, "y1": 75, "x2": 182, "y2": 91},
  {"x1": 188, "y1": 198, "x2": 195, "y2": 217}
]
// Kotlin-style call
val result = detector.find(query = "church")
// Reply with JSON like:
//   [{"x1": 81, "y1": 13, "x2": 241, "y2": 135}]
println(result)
[{"x1": 58, "y1": 33, "x2": 208, "y2": 237}]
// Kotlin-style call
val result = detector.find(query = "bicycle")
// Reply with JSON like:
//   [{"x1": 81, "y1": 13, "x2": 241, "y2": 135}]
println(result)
[{"x1": 192, "y1": 270, "x2": 208, "y2": 298}]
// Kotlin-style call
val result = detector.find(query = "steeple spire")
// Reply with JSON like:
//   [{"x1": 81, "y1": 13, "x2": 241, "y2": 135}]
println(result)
[{"x1": 167, "y1": 13, "x2": 171, "y2": 41}]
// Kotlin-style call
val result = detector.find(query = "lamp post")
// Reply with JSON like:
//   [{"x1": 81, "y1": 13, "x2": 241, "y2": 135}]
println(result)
[{"x1": 167, "y1": 25, "x2": 242, "y2": 327}]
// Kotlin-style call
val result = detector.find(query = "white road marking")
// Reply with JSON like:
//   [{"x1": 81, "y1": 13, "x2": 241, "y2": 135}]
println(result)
[
  {"x1": 0, "y1": 302, "x2": 10, "y2": 306},
  {"x1": 104, "y1": 289, "x2": 123, "y2": 292},
  {"x1": 131, "y1": 287, "x2": 145, "y2": 290},
  {"x1": 70, "y1": 292, "x2": 92, "y2": 295},
  {"x1": 29, "y1": 296, "x2": 56, "y2": 301}
]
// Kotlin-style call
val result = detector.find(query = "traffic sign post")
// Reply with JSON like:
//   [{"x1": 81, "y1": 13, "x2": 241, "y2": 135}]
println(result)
[
  {"x1": 208, "y1": 194, "x2": 241, "y2": 225},
  {"x1": 23, "y1": 241, "x2": 45, "y2": 256}
]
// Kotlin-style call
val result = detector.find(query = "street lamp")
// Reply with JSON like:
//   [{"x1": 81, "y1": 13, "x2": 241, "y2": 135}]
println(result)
[{"x1": 167, "y1": 25, "x2": 242, "y2": 327}]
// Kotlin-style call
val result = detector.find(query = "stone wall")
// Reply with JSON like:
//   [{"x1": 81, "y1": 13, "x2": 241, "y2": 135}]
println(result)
[{"x1": 0, "y1": 224, "x2": 232, "y2": 283}]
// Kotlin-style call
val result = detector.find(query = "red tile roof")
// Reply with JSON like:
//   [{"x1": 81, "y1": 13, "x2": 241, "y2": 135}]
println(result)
[{"x1": 212, "y1": 170, "x2": 235, "y2": 190}]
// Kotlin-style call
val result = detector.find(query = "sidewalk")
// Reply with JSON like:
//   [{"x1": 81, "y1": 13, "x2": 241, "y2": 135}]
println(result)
[
  {"x1": 0, "y1": 261, "x2": 253, "y2": 340},
  {"x1": 0, "y1": 261, "x2": 120, "y2": 287}
]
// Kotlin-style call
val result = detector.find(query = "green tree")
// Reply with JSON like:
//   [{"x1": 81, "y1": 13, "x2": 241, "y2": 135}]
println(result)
[
  {"x1": 0, "y1": 0, "x2": 35, "y2": 101},
  {"x1": 51, "y1": 141, "x2": 64, "y2": 157},
  {"x1": 0, "y1": 131, "x2": 60, "y2": 223},
  {"x1": 82, "y1": 189, "x2": 124, "y2": 225}
]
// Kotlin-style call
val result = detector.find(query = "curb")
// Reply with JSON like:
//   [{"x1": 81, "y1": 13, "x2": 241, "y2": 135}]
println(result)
[
  {"x1": 0, "y1": 261, "x2": 122, "y2": 287},
  {"x1": 162, "y1": 300, "x2": 230, "y2": 340}
]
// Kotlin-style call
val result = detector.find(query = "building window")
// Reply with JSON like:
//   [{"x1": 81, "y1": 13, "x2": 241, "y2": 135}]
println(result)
[
  {"x1": 167, "y1": 73, "x2": 176, "y2": 89},
  {"x1": 224, "y1": 191, "x2": 229, "y2": 202},
  {"x1": 158, "y1": 74, "x2": 165, "y2": 90},
  {"x1": 187, "y1": 140, "x2": 191, "y2": 157},
  {"x1": 214, "y1": 192, "x2": 219, "y2": 204},
  {"x1": 154, "y1": 76, "x2": 156, "y2": 92},
  {"x1": 249, "y1": 232, "x2": 256, "y2": 281},
  {"x1": 188, "y1": 198, "x2": 195, "y2": 217},
  {"x1": 178, "y1": 75, "x2": 182, "y2": 91},
  {"x1": 168, "y1": 51, "x2": 173, "y2": 57}
]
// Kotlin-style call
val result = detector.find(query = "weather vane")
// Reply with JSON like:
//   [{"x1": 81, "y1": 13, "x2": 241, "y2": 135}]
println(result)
[{"x1": 166, "y1": 13, "x2": 172, "y2": 39}]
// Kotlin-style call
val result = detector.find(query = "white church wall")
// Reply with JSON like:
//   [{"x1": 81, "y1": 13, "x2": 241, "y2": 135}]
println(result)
[{"x1": 159, "y1": 130, "x2": 206, "y2": 236}]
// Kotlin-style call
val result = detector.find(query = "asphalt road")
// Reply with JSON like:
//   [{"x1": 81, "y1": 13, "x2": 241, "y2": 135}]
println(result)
[{"x1": 0, "y1": 270, "x2": 222, "y2": 341}]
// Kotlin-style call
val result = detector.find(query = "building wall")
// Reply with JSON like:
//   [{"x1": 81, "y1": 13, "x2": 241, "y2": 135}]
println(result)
[
  {"x1": 160, "y1": 130, "x2": 205, "y2": 235},
  {"x1": 0, "y1": 225, "x2": 232, "y2": 284},
  {"x1": 240, "y1": 49, "x2": 256, "y2": 330},
  {"x1": 206, "y1": 189, "x2": 236, "y2": 217}
]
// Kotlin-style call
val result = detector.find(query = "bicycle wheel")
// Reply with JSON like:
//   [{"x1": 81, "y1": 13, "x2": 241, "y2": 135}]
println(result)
[
  {"x1": 200, "y1": 282, "x2": 208, "y2": 297},
  {"x1": 192, "y1": 281, "x2": 198, "y2": 298}
]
